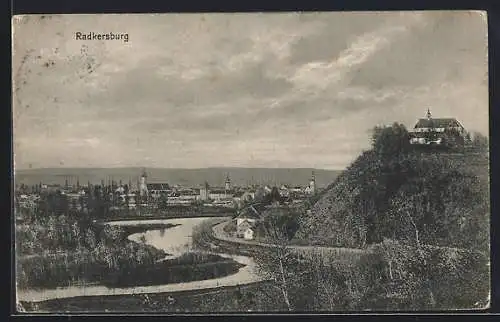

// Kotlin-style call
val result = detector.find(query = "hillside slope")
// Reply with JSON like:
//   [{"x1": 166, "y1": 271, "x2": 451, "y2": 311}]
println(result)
[{"x1": 296, "y1": 125, "x2": 489, "y2": 252}]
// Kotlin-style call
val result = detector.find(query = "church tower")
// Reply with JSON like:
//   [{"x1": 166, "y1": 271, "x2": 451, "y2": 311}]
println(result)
[
  {"x1": 427, "y1": 107, "x2": 432, "y2": 120},
  {"x1": 139, "y1": 168, "x2": 148, "y2": 197},
  {"x1": 225, "y1": 173, "x2": 231, "y2": 192},
  {"x1": 309, "y1": 171, "x2": 316, "y2": 195}
]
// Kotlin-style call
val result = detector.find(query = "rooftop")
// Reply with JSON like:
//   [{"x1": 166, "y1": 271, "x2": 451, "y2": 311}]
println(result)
[
  {"x1": 210, "y1": 189, "x2": 230, "y2": 194},
  {"x1": 147, "y1": 183, "x2": 170, "y2": 190},
  {"x1": 414, "y1": 118, "x2": 463, "y2": 129}
]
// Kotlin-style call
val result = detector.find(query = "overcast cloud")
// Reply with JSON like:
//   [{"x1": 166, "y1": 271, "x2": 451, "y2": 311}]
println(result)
[{"x1": 12, "y1": 12, "x2": 488, "y2": 170}]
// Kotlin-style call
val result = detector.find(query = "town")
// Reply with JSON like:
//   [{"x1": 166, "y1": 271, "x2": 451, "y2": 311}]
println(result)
[{"x1": 15, "y1": 170, "x2": 321, "y2": 241}]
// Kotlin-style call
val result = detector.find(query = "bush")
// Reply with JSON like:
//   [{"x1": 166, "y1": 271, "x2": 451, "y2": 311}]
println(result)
[{"x1": 369, "y1": 239, "x2": 489, "y2": 310}]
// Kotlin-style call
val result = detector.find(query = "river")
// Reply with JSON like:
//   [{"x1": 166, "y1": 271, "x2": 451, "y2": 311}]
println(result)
[{"x1": 16, "y1": 217, "x2": 262, "y2": 303}]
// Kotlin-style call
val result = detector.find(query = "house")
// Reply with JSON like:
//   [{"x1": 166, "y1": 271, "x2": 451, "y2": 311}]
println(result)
[
  {"x1": 409, "y1": 109, "x2": 467, "y2": 146},
  {"x1": 179, "y1": 189, "x2": 199, "y2": 202},
  {"x1": 236, "y1": 219, "x2": 255, "y2": 239},
  {"x1": 243, "y1": 227, "x2": 255, "y2": 240},
  {"x1": 279, "y1": 185, "x2": 290, "y2": 198},
  {"x1": 290, "y1": 186, "x2": 303, "y2": 193},
  {"x1": 118, "y1": 193, "x2": 137, "y2": 208},
  {"x1": 304, "y1": 186, "x2": 314, "y2": 195},
  {"x1": 209, "y1": 188, "x2": 232, "y2": 201},
  {"x1": 115, "y1": 186, "x2": 125, "y2": 194},
  {"x1": 147, "y1": 183, "x2": 170, "y2": 199},
  {"x1": 237, "y1": 216, "x2": 257, "y2": 227},
  {"x1": 212, "y1": 199, "x2": 235, "y2": 208}
]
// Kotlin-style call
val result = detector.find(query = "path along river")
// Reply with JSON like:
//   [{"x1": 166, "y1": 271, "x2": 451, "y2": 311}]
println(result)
[{"x1": 16, "y1": 216, "x2": 263, "y2": 303}]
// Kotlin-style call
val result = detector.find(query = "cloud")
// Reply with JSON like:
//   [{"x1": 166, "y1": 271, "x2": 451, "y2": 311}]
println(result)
[
  {"x1": 349, "y1": 11, "x2": 488, "y2": 89},
  {"x1": 12, "y1": 12, "x2": 489, "y2": 169},
  {"x1": 288, "y1": 13, "x2": 426, "y2": 92}
]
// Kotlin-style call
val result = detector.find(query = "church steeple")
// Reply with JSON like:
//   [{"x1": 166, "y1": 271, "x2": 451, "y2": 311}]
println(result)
[
  {"x1": 309, "y1": 171, "x2": 316, "y2": 195},
  {"x1": 427, "y1": 107, "x2": 432, "y2": 120},
  {"x1": 139, "y1": 168, "x2": 148, "y2": 197},
  {"x1": 225, "y1": 173, "x2": 231, "y2": 192}
]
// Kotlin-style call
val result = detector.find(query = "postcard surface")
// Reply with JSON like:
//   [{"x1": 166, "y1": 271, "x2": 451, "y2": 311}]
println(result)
[{"x1": 12, "y1": 12, "x2": 490, "y2": 313}]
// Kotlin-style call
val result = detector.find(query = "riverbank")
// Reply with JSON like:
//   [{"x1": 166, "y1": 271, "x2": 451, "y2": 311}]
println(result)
[
  {"x1": 17, "y1": 217, "x2": 241, "y2": 291},
  {"x1": 104, "y1": 206, "x2": 236, "y2": 222},
  {"x1": 18, "y1": 280, "x2": 283, "y2": 312},
  {"x1": 17, "y1": 217, "x2": 263, "y2": 305}
]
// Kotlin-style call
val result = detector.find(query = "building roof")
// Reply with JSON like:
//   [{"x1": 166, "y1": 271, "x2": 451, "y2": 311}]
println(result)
[
  {"x1": 147, "y1": 183, "x2": 170, "y2": 190},
  {"x1": 179, "y1": 190, "x2": 198, "y2": 196},
  {"x1": 237, "y1": 220, "x2": 255, "y2": 231},
  {"x1": 210, "y1": 189, "x2": 229, "y2": 194},
  {"x1": 414, "y1": 118, "x2": 463, "y2": 129}
]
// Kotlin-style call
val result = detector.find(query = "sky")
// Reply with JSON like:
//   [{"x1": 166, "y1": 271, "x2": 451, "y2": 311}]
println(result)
[{"x1": 12, "y1": 11, "x2": 489, "y2": 170}]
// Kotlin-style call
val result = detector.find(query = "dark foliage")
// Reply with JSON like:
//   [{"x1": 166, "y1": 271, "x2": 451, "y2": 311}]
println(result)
[{"x1": 296, "y1": 124, "x2": 489, "y2": 252}]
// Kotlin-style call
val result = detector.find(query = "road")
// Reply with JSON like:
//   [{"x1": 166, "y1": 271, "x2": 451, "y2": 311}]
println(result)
[
  {"x1": 211, "y1": 218, "x2": 487, "y2": 259},
  {"x1": 211, "y1": 220, "x2": 369, "y2": 258}
]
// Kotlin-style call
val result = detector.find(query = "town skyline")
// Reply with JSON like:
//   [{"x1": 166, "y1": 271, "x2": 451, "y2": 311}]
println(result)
[{"x1": 13, "y1": 12, "x2": 488, "y2": 170}]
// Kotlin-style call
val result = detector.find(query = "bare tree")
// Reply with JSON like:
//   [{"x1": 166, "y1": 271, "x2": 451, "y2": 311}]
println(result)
[
  {"x1": 253, "y1": 216, "x2": 307, "y2": 311},
  {"x1": 390, "y1": 192, "x2": 437, "y2": 308}
]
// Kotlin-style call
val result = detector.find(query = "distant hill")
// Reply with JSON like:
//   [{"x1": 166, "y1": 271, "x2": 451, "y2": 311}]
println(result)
[
  {"x1": 295, "y1": 124, "x2": 490, "y2": 251},
  {"x1": 14, "y1": 167, "x2": 341, "y2": 189}
]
